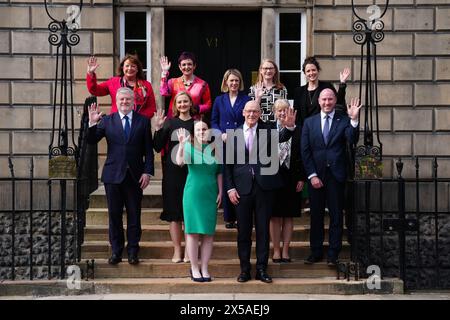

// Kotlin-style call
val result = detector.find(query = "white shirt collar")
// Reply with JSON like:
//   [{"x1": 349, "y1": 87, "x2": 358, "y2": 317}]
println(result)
[
  {"x1": 118, "y1": 110, "x2": 133, "y2": 120},
  {"x1": 321, "y1": 109, "x2": 335, "y2": 120},
  {"x1": 243, "y1": 122, "x2": 257, "y2": 132}
]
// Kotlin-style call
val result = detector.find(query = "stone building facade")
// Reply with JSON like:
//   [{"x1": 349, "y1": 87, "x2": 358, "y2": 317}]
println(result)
[
  {"x1": 0, "y1": 0, "x2": 449, "y2": 180},
  {"x1": 0, "y1": 0, "x2": 449, "y2": 282}
]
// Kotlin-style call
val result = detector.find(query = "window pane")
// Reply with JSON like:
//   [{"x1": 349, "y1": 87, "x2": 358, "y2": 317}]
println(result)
[
  {"x1": 280, "y1": 13, "x2": 301, "y2": 41},
  {"x1": 125, "y1": 41, "x2": 147, "y2": 69},
  {"x1": 125, "y1": 12, "x2": 146, "y2": 39},
  {"x1": 279, "y1": 43, "x2": 300, "y2": 70},
  {"x1": 280, "y1": 72, "x2": 301, "y2": 98}
]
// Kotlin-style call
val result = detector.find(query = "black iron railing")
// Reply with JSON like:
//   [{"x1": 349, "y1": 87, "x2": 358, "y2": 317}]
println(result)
[
  {"x1": 351, "y1": 156, "x2": 450, "y2": 290},
  {"x1": 0, "y1": 97, "x2": 97, "y2": 280}
]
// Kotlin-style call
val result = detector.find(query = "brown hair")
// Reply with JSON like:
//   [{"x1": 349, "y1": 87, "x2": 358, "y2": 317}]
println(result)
[
  {"x1": 302, "y1": 56, "x2": 321, "y2": 73},
  {"x1": 220, "y1": 69, "x2": 244, "y2": 92},
  {"x1": 256, "y1": 59, "x2": 284, "y2": 89},
  {"x1": 172, "y1": 91, "x2": 196, "y2": 117},
  {"x1": 178, "y1": 51, "x2": 197, "y2": 66},
  {"x1": 117, "y1": 54, "x2": 145, "y2": 80}
]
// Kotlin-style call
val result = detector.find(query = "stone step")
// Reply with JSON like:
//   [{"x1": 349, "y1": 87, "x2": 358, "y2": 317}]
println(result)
[
  {"x1": 81, "y1": 241, "x2": 350, "y2": 260},
  {"x1": 85, "y1": 208, "x2": 323, "y2": 226},
  {"x1": 0, "y1": 278, "x2": 403, "y2": 296},
  {"x1": 80, "y1": 259, "x2": 339, "y2": 279},
  {"x1": 83, "y1": 224, "x2": 335, "y2": 242},
  {"x1": 89, "y1": 182, "x2": 163, "y2": 208}
]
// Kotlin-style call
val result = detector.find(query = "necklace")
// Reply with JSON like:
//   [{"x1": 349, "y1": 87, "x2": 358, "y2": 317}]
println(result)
[
  {"x1": 308, "y1": 88, "x2": 317, "y2": 106},
  {"x1": 182, "y1": 76, "x2": 194, "y2": 87}
]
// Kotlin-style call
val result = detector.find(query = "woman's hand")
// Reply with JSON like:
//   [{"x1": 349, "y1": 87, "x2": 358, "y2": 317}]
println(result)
[
  {"x1": 87, "y1": 56, "x2": 99, "y2": 75},
  {"x1": 254, "y1": 82, "x2": 264, "y2": 101},
  {"x1": 340, "y1": 67, "x2": 351, "y2": 84},
  {"x1": 154, "y1": 109, "x2": 167, "y2": 131},
  {"x1": 216, "y1": 192, "x2": 222, "y2": 209},
  {"x1": 160, "y1": 56, "x2": 171, "y2": 74},
  {"x1": 176, "y1": 128, "x2": 190, "y2": 144}
]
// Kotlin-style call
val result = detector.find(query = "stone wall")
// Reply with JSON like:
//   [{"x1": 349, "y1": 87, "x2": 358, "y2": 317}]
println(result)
[
  {"x1": 0, "y1": 0, "x2": 115, "y2": 180},
  {"x1": 313, "y1": 0, "x2": 450, "y2": 179}
]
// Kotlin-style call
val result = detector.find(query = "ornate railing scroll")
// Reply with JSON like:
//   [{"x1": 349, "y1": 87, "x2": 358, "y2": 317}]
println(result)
[{"x1": 352, "y1": 0, "x2": 389, "y2": 179}]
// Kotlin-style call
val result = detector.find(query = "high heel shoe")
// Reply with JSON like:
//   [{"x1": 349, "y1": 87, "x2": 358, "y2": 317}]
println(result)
[
  {"x1": 200, "y1": 271, "x2": 212, "y2": 282},
  {"x1": 190, "y1": 269, "x2": 204, "y2": 282}
]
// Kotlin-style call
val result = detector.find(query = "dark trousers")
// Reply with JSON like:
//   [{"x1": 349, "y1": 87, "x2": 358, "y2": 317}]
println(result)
[
  {"x1": 308, "y1": 170, "x2": 344, "y2": 260},
  {"x1": 235, "y1": 181, "x2": 273, "y2": 273},
  {"x1": 105, "y1": 170, "x2": 143, "y2": 257}
]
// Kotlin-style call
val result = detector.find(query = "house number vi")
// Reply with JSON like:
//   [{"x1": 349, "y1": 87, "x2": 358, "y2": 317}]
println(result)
[{"x1": 206, "y1": 37, "x2": 219, "y2": 48}]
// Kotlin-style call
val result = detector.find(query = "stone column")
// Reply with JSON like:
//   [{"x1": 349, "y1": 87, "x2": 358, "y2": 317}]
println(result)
[
  {"x1": 151, "y1": 7, "x2": 165, "y2": 111},
  {"x1": 261, "y1": 8, "x2": 276, "y2": 61}
]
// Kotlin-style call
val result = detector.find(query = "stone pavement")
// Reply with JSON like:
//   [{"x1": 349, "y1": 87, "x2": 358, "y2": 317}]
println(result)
[{"x1": 1, "y1": 292, "x2": 450, "y2": 300}]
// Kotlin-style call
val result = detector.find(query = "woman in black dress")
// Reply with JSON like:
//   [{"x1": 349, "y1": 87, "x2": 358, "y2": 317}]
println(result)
[
  {"x1": 270, "y1": 99, "x2": 306, "y2": 263},
  {"x1": 293, "y1": 56, "x2": 350, "y2": 125},
  {"x1": 153, "y1": 91, "x2": 195, "y2": 263}
]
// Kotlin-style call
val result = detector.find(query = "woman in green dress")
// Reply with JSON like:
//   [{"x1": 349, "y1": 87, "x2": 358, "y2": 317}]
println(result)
[{"x1": 176, "y1": 120, "x2": 222, "y2": 282}]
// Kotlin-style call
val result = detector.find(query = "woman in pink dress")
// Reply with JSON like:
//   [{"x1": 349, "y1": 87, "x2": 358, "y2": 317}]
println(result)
[
  {"x1": 86, "y1": 54, "x2": 156, "y2": 120},
  {"x1": 159, "y1": 52, "x2": 212, "y2": 119}
]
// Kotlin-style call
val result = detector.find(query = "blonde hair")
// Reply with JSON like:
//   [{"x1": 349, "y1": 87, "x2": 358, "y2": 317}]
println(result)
[
  {"x1": 272, "y1": 98, "x2": 290, "y2": 112},
  {"x1": 256, "y1": 59, "x2": 284, "y2": 89},
  {"x1": 220, "y1": 69, "x2": 244, "y2": 92},
  {"x1": 172, "y1": 91, "x2": 196, "y2": 117}
]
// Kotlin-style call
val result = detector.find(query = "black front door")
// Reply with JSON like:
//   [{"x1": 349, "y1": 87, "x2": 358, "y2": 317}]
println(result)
[{"x1": 165, "y1": 10, "x2": 261, "y2": 105}]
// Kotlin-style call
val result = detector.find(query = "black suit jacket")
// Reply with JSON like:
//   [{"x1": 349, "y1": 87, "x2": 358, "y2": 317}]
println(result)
[
  {"x1": 301, "y1": 111, "x2": 359, "y2": 183},
  {"x1": 87, "y1": 112, "x2": 154, "y2": 184},
  {"x1": 293, "y1": 81, "x2": 347, "y2": 125},
  {"x1": 225, "y1": 121, "x2": 293, "y2": 195}
]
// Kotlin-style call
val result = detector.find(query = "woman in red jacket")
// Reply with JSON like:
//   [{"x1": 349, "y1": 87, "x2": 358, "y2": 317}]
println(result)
[{"x1": 86, "y1": 54, "x2": 156, "y2": 119}]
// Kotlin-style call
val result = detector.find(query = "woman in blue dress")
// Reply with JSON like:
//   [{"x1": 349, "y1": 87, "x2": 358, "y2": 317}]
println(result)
[{"x1": 211, "y1": 69, "x2": 251, "y2": 229}]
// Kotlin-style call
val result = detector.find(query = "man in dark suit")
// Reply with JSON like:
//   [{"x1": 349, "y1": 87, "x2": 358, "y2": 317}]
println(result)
[
  {"x1": 301, "y1": 88, "x2": 360, "y2": 266},
  {"x1": 87, "y1": 87, "x2": 154, "y2": 265},
  {"x1": 225, "y1": 100, "x2": 296, "y2": 283}
]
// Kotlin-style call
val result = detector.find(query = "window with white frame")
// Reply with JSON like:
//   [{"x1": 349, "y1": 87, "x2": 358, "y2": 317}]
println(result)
[
  {"x1": 276, "y1": 10, "x2": 307, "y2": 98},
  {"x1": 120, "y1": 10, "x2": 151, "y2": 81}
]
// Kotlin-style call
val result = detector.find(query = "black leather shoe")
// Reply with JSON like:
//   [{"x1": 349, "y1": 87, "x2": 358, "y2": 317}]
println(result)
[
  {"x1": 304, "y1": 255, "x2": 323, "y2": 265},
  {"x1": 327, "y1": 258, "x2": 338, "y2": 267},
  {"x1": 108, "y1": 254, "x2": 122, "y2": 265},
  {"x1": 128, "y1": 255, "x2": 139, "y2": 265},
  {"x1": 237, "y1": 272, "x2": 251, "y2": 283},
  {"x1": 281, "y1": 257, "x2": 291, "y2": 263},
  {"x1": 255, "y1": 269, "x2": 272, "y2": 283},
  {"x1": 272, "y1": 258, "x2": 282, "y2": 263},
  {"x1": 225, "y1": 222, "x2": 237, "y2": 229}
]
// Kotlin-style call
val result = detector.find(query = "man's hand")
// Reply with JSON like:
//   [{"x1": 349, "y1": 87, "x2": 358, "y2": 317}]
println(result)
[
  {"x1": 296, "y1": 181, "x2": 305, "y2": 192},
  {"x1": 221, "y1": 133, "x2": 227, "y2": 142},
  {"x1": 228, "y1": 189, "x2": 240, "y2": 205},
  {"x1": 311, "y1": 176, "x2": 323, "y2": 189},
  {"x1": 280, "y1": 107, "x2": 297, "y2": 128},
  {"x1": 139, "y1": 174, "x2": 150, "y2": 190},
  {"x1": 88, "y1": 102, "x2": 103, "y2": 125},
  {"x1": 347, "y1": 97, "x2": 362, "y2": 121},
  {"x1": 87, "y1": 56, "x2": 99, "y2": 75}
]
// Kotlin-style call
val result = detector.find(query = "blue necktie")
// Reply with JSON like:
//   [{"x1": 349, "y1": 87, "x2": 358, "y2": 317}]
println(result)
[
  {"x1": 323, "y1": 115, "x2": 330, "y2": 144},
  {"x1": 123, "y1": 115, "x2": 130, "y2": 141}
]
